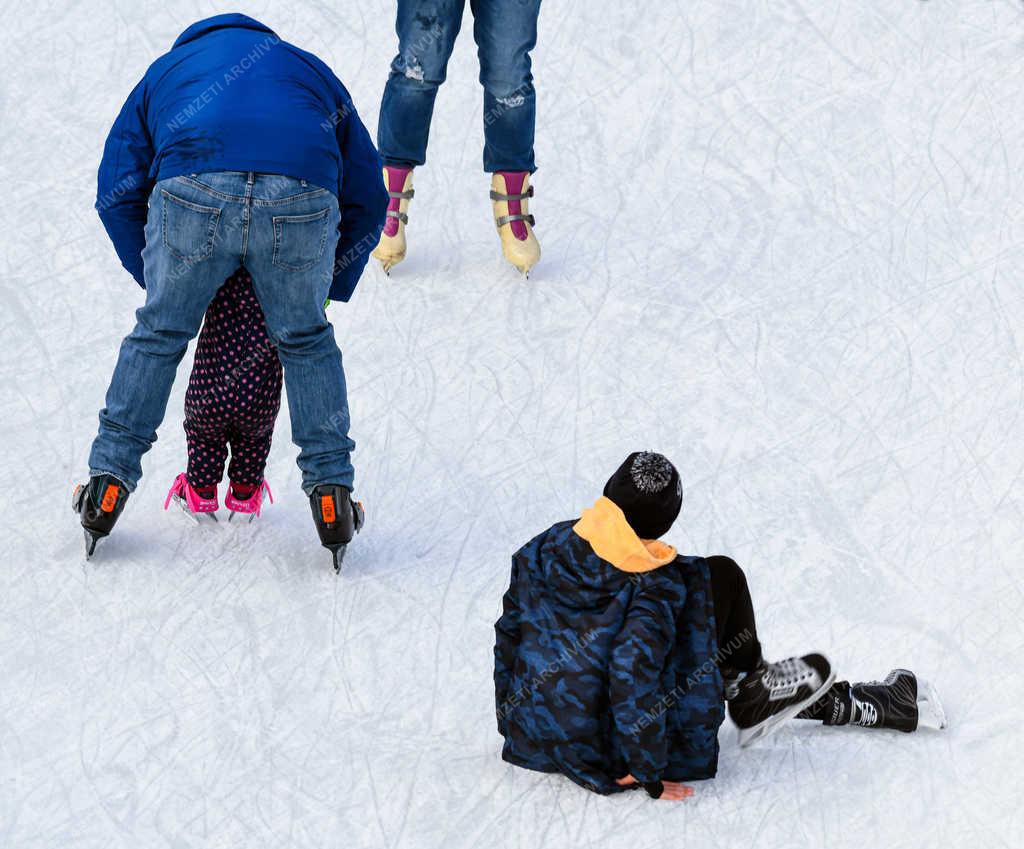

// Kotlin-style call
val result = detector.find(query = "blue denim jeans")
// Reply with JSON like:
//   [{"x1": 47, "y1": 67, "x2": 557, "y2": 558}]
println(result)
[
  {"x1": 89, "y1": 172, "x2": 356, "y2": 495},
  {"x1": 378, "y1": 0, "x2": 541, "y2": 172}
]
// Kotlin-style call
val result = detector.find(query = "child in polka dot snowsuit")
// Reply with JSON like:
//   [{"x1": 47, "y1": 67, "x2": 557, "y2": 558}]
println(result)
[{"x1": 165, "y1": 268, "x2": 282, "y2": 518}]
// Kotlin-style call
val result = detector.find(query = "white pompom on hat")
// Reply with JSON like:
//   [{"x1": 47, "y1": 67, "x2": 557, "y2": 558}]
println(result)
[{"x1": 603, "y1": 451, "x2": 683, "y2": 539}]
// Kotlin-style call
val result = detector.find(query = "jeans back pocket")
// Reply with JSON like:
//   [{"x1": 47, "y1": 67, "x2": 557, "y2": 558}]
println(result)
[
  {"x1": 272, "y1": 208, "x2": 331, "y2": 272},
  {"x1": 161, "y1": 190, "x2": 221, "y2": 263}
]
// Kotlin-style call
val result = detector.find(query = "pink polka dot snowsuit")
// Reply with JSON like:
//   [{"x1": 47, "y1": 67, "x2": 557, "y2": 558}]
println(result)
[{"x1": 184, "y1": 268, "x2": 283, "y2": 489}]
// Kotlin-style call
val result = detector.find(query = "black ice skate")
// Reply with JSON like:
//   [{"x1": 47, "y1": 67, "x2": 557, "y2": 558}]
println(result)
[
  {"x1": 802, "y1": 669, "x2": 947, "y2": 732},
  {"x1": 726, "y1": 653, "x2": 835, "y2": 747},
  {"x1": 309, "y1": 484, "x2": 364, "y2": 572},
  {"x1": 71, "y1": 474, "x2": 130, "y2": 558}
]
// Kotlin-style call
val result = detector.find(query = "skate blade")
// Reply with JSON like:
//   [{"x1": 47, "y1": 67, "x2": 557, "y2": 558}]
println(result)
[
  {"x1": 375, "y1": 254, "x2": 402, "y2": 275},
  {"x1": 172, "y1": 495, "x2": 218, "y2": 523},
  {"x1": 738, "y1": 668, "x2": 838, "y2": 748},
  {"x1": 916, "y1": 678, "x2": 947, "y2": 731},
  {"x1": 227, "y1": 511, "x2": 257, "y2": 524},
  {"x1": 83, "y1": 529, "x2": 103, "y2": 559},
  {"x1": 325, "y1": 543, "x2": 348, "y2": 573}
]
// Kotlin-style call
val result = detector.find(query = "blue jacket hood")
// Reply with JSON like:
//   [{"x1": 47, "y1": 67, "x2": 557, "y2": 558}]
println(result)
[{"x1": 173, "y1": 14, "x2": 275, "y2": 48}]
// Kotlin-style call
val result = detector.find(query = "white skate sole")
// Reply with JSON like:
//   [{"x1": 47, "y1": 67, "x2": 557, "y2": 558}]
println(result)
[
  {"x1": 916, "y1": 677, "x2": 947, "y2": 730},
  {"x1": 738, "y1": 668, "x2": 837, "y2": 747}
]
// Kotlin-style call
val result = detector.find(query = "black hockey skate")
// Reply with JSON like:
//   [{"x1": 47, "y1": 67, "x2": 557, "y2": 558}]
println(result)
[
  {"x1": 726, "y1": 653, "x2": 835, "y2": 746},
  {"x1": 71, "y1": 474, "x2": 130, "y2": 558},
  {"x1": 309, "y1": 484, "x2": 364, "y2": 572},
  {"x1": 800, "y1": 669, "x2": 946, "y2": 732}
]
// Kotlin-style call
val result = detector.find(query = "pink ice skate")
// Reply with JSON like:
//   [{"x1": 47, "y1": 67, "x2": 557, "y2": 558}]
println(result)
[
  {"x1": 225, "y1": 480, "x2": 273, "y2": 522},
  {"x1": 164, "y1": 473, "x2": 219, "y2": 522}
]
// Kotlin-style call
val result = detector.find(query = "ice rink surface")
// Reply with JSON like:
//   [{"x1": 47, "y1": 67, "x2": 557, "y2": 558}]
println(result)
[{"x1": 2, "y1": 0, "x2": 1023, "y2": 846}]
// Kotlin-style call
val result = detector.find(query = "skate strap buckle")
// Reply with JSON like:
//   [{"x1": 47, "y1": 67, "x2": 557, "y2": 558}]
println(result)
[
  {"x1": 353, "y1": 500, "x2": 365, "y2": 533},
  {"x1": 99, "y1": 483, "x2": 120, "y2": 512},
  {"x1": 495, "y1": 213, "x2": 535, "y2": 229},
  {"x1": 386, "y1": 210, "x2": 409, "y2": 224},
  {"x1": 388, "y1": 188, "x2": 414, "y2": 199},
  {"x1": 320, "y1": 494, "x2": 337, "y2": 523},
  {"x1": 489, "y1": 186, "x2": 534, "y2": 202},
  {"x1": 72, "y1": 484, "x2": 87, "y2": 514}
]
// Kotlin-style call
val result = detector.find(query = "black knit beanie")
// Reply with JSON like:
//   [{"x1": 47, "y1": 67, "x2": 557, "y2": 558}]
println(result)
[{"x1": 603, "y1": 452, "x2": 683, "y2": 540}]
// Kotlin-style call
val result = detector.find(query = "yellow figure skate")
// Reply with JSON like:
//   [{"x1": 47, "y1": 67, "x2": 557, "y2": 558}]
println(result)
[
  {"x1": 490, "y1": 171, "x2": 540, "y2": 277},
  {"x1": 372, "y1": 165, "x2": 414, "y2": 274}
]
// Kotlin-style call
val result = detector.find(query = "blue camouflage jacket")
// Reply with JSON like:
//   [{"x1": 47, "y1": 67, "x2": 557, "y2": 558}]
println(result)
[
  {"x1": 95, "y1": 14, "x2": 387, "y2": 302},
  {"x1": 494, "y1": 497, "x2": 725, "y2": 794}
]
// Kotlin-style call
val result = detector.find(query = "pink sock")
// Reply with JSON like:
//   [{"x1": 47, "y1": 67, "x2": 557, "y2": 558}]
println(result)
[
  {"x1": 383, "y1": 166, "x2": 412, "y2": 237},
  {"x1": 497, "y1": 171, "x2": 530, "y2": 241}
]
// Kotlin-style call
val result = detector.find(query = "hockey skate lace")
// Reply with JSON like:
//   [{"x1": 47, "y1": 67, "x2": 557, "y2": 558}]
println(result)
[
  {"x1": 863, "y1": 670, "x2": 901, "y2": 688},
  {"x1": 852, "y1": 698, "x2": 878, "y2": 727},
  {"x1": 763, "y1": 657, "x2": 811, "y2": 691}
]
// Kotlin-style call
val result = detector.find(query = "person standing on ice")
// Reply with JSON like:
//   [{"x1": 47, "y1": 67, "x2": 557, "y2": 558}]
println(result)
[
  {"x1": 371, "y1": 0, "x2": 542, "y2": 277},
  {"x1": 73, "y1": 14, "x2": 387, "y2": 568},
  {"x1": 494, "y1": 452, "x2": 946, "y2": 800}
]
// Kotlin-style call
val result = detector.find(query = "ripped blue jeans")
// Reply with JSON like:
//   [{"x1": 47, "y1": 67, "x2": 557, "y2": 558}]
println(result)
[{"x1": 377, "y1": 0, "x2": 541, "y2": 173}]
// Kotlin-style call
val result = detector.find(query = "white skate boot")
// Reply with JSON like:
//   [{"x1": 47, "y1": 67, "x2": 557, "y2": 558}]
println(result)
[
  {"x1": 490, "y1": 171, "x2": 540, "y2": 277},
  {"x1": 372, "y1": 165, "x2": 414, "y2": 274}
]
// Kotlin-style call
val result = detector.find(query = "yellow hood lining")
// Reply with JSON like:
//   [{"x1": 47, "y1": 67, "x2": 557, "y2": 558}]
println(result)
[{"x1": 573, "y1": 497, "x2": 677, "y2": 573}]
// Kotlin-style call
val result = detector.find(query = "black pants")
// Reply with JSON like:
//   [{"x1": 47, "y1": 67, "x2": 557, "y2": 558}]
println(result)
[
  {"x1": 708, "y1": 555, "x2": 852, "y2": 721},
  {"x1": 706, "y1": 555, "x2": 763, "y2": 672},
  {"x1": 183, "y1": 268, "x2": 283, "y2": 489}
]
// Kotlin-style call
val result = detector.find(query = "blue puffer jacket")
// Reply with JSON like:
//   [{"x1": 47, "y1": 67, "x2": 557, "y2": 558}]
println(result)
[
  {"x1": 494, "y1": 497, "x2": 725, "y2": 795},
  {"x1": 96, "y1": 14, "x2": 388, "y2": 302}
]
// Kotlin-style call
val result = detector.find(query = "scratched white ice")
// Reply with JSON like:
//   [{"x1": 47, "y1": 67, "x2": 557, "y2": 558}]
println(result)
[{"x1": 1, "y1": 1, "x2": 1022, "y2": 847}]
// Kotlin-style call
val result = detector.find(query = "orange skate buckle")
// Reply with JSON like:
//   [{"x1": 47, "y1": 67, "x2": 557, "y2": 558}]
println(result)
[
  {"x1": 320, "y1": 495, "x2": 336, "y2": 523},
  {"x1": 100, "y1": 484, "x2": 120, "y2": 513}
]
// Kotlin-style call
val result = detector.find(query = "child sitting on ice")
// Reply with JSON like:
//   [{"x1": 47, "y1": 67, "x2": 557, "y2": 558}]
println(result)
[
  {"x1": 164, "y1": 268, "x2": 281, "y2": 521},
  {"x1": 494, "y1": 452, "x2": 946, "y2": 800}
]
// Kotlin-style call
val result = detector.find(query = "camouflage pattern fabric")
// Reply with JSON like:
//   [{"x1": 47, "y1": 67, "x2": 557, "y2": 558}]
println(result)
[{"x1": 494, "y1": 521, "x2": 725, "y2": 795}]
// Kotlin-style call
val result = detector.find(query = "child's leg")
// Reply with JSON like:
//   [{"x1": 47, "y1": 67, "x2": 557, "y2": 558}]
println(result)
[
  {"x1": 705, "y1": 555, "x2": 764, "y2": 671},
  {"x1": 183, "y1": 354, "x2": 231, "y2": 492},
  {"x1": 183, "y1": 419, "x2": 229, "y2": 491},
  {"x1": 226, "y1": 424, "x2": 274, "y2": 489},
  {"x1": 226, "y1": 351, "x2": 282, "y2": 489},
  {"x1": 181, "y1": 274, "x2": 238, "y2": 493}
]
